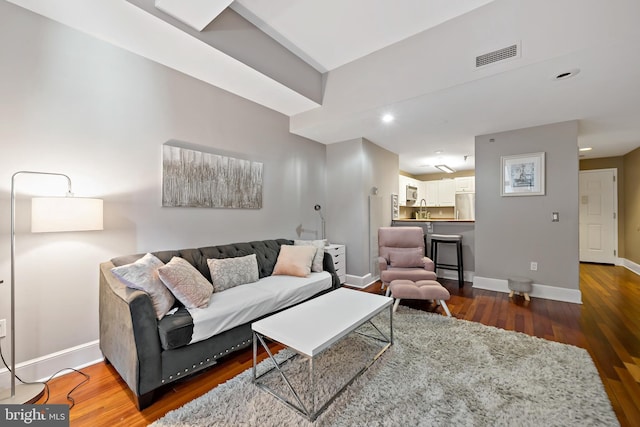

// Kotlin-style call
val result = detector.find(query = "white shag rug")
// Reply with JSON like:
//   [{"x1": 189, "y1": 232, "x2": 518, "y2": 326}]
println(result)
[{"x1": 150, "y1": 306, "x2": 619, "y2": 427}]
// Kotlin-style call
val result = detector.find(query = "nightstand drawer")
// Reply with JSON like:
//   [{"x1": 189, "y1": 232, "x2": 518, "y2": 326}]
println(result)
[{"x1": 325, "y1": 244, "x2": 346, "y2": 284}]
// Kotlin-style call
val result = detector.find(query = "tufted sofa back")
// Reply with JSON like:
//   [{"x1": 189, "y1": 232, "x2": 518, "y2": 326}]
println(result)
[{"x1": 111, "y1": 239, "x2": 292, "y2": 282}]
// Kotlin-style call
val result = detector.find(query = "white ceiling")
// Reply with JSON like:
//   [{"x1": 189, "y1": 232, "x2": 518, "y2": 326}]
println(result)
[
  {"x1": 9, "y1": 0, "x2": 640, "y2": 174},
  {"x1": 231, "y1": 0, "x2": 495, "y2": 72}
]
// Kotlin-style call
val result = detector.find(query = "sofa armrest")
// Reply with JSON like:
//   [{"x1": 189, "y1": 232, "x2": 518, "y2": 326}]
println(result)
[
  {"x1": 99, "y1": 262, "x2": 162, "y2": 398},
  {"x1": 322, "y1": 252, "x2": 341, "y2": 289}
]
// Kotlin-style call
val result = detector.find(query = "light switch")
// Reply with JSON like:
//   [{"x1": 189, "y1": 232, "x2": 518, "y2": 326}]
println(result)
[{"x1": 552, "y1": 212, "x2": 559, "y2": 222}]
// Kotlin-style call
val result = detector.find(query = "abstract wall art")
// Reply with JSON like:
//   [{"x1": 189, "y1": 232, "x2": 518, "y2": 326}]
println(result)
[{"x1": 162, "y1": 144, "x2": 263, "y2": 208}]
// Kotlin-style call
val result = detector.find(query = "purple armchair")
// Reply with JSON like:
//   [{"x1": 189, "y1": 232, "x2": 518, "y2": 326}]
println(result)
[{"x1": 378, "y1": 227, "x2": 437, "y2": 293}]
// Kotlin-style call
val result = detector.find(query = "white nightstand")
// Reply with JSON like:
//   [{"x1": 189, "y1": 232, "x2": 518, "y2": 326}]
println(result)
[{"x1": 324, "y1": 244, "x2": 346, "y2": 284}]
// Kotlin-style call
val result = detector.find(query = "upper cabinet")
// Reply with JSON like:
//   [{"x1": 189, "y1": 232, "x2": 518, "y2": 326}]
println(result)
[
  {"x1": 424, "y1": 179, "x2": 455, "y2": 207},
  {"x1": 438, "y1": 179, "x2": 456, "y2": 206},
  {"x1": 398, "y1": 175, "x2": 409, "y2": 205},
  {"x1": 399, "y1": 175, "x2": 471, "y2": 207},
  {"x1": 454, "y1": 176, "x2": 475, "y2": 193},
  {"x1": 424, "y1": 181, "x2": 439, "y2": 206}
]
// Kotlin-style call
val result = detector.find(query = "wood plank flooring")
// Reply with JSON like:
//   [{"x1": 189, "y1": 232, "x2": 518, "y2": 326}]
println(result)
[{"x1": 36, "y1": 263, "x2": 639, "y2": 426}]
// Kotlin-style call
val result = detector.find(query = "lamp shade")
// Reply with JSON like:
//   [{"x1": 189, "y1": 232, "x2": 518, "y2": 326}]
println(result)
[{"x1": 31, "y1": 197, "x2": 103, "y2": 232}]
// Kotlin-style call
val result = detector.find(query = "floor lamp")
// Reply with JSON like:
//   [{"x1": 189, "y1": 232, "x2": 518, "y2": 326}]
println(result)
[
  {"x1": 314, "y1": 204, "x2": 325, "y2": 241},
  {"x1": 0, "y1": 171, "x2": 103, "y2": 404}
]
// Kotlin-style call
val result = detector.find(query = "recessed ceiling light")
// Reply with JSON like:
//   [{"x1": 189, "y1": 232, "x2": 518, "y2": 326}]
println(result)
[
  {"x1": 435, "y1": 150, "x2": 443, "y2": 154},
  {"x1": 382, "y1": 114, "x2": 394, "y2": 123},
  {"x1": 554, "y1": 68, "x2": 580, "y2": 80},
  {"x1": 579, "y1": 147, "x2": 592, "y2": 152}
]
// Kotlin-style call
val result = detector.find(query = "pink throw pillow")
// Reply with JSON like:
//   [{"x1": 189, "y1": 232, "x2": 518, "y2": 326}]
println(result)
[
  {"x1": 389, "y1": 249, "x2": 424, "y2": 268},
  {"x1": 272, "y1": 245, "x2": 317, "y2": 277}
]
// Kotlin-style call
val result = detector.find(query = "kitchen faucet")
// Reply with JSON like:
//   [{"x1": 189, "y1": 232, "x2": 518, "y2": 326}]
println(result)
[{"x1": 419, "y1": 199, "x2": 427, "y2": 219}]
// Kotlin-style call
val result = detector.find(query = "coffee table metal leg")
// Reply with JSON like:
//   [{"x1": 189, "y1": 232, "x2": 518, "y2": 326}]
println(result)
[
  {"x1": 253, "y1": 332, "x2": 310, "y2": 416},
  {"x1": 390, "y1": 304, "x2": 393, "y2": 344},
  {"x1": 252, "y1": 331, "x2": 257, "y2": 381},
  {"x1": 252, "y1": 309, "x2": 394, "y2": 421}
]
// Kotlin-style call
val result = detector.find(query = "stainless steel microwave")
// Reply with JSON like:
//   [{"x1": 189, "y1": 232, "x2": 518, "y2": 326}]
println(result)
[{"x1": 406, "y1": 185, "x2": 418, "y2": 202}]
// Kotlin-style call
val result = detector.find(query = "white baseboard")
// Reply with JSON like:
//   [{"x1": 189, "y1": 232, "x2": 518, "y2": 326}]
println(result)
[
  {"x1": 0, "y1": 340, "x2": 102, "y2": 385},
  {"x1": 436, "y1": 269, "x2": 475, "y2": 283},
  {"x1": 344, "y1": 273, "x2": 379, "y2": 289},
  {"x1": 621, "y1": 258, "x2": 640, "y2": 276},
  {"x1": 473, "y1": 276, "x2": 582, "y2": 304}
]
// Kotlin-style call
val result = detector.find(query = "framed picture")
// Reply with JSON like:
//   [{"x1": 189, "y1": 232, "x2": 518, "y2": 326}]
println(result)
[{"x1": 501, "y1": 152, "x2": 545, "y2": 196}]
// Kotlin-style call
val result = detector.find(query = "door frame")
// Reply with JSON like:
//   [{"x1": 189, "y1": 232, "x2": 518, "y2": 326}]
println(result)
[{"x1": 579, "y1": 168, "x2": 619, "y2": 264}]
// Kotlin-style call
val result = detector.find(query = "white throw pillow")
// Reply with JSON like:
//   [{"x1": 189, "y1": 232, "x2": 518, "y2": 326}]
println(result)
[
  {"x1": 207, "y1": 254, "x2": 259, "y2": 293},
  {"x1": 293, "y1": 239, "x2": 326, "y2": 272},
  {"x1": 111, "y1": 253, "x2": 175, "y2": 320}
]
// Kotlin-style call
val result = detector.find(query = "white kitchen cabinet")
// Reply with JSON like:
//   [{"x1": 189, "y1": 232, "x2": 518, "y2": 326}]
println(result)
[
  {"x1": 398, "y1": 175, "x2": 409, "y2": 205},
  {"x1": 438, "y1": 179, "x2": 456, "y2": 206},
  {"x1": 424, "y1": 181, "x2": 439, "y2": 206},
  {"x1": 424, "y1": 179, "x2": 455, "y2": 207},
  {"x1": 325, "y1": 244, "x2": 346, "y2": 284},
  {"x1": 455, "y1": 176, "x2": 475, "y2": 193}
]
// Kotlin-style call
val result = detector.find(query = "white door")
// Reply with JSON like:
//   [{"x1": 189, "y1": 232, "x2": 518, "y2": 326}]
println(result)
[{"x1": 579, "y1": 169, "x2": 617, "y2": 264}]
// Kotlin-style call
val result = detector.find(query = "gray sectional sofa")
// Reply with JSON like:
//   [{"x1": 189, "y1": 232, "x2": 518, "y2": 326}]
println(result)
[{"x1": 99, "y1": 238, "x2": 340, "y2": 409}]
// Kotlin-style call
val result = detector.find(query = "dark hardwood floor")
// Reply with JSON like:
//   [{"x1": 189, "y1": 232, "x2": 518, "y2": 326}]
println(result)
[{"x1": 37, "y1": 263, "x2": 639, "y2": 426}]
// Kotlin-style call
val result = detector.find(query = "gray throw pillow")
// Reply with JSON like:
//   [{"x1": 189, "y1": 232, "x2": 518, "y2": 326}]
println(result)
[
  {"x1": 158, "y1": 257, "x2": 213, "y2": 309},
  {"x1": 110, "y1": 253, "x2": 175, "y2": 320},
  {"x1": 207, "y1": 254, "x2": 259, "y2": 293},
  {"x1": 293, "y1": 239, "x2": 326, "y2": 272}
]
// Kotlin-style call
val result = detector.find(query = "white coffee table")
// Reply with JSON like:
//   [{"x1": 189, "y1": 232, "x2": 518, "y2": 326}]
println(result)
[{"x1": 252, "y1": 288, "x2": 393, "y2": 421}]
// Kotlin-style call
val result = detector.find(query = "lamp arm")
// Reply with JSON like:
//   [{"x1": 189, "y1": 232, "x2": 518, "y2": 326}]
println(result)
[{"x1": 8, "y1": 171, "x2": 72, "y2": 398}]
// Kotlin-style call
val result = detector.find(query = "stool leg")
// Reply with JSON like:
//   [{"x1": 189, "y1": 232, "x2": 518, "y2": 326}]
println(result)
[
  {"x1": 393, "y1": 299, "x2": 401, "y2": 312},
  {"x1": 385, "y1": 287, "x2": 391, "y2": 297},
  {"x1": 431, "y1": 241, "x2": 438, "y2": 276},
  {"x1": 524, "y1": 293, "x2": 530, "y2": 302},
  {"x1": 440, "y1": 300, "x2": 452, "y2": 317},
  {"x1": 509, "y1": 290, "x2": 514, "y2": 298},
  {"x1": 457, "y1": 241, "x2": 464, "y2": 286}
]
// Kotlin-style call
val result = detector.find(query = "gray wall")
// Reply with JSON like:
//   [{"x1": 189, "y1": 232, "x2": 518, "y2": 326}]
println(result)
[
  {"x1": 326, "y1": 138, "x2": 398, "y2": 279},
  {"x1": 474, "y1": 121, "x2": 579, "y2": 290},
  {"x1": 0, "y1": 2, "x2": 327, "y2": 368}
]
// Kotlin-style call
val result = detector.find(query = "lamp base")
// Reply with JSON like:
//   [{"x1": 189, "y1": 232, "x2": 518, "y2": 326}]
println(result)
[{"x1": 0, "y1": 383, "x2": 45, "y2": 404}]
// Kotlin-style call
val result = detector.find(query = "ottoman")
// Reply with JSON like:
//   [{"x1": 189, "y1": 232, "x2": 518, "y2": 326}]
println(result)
[
  {"x1": 508, "y1": 276, "x2": 533, "y2": 301},
  {"x1": 389, "y1": 279, "x2": 452, "y2": 317}
]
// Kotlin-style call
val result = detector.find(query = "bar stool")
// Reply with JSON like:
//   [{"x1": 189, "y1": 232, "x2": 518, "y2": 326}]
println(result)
[{"x1": 430, "y1": 234, "x2": 464, "y2": 287}]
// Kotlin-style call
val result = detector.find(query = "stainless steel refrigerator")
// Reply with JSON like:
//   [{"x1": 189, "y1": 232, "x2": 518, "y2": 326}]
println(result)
[{"x1": 455, "y1": 193, "x2": 475, "y2": 220}]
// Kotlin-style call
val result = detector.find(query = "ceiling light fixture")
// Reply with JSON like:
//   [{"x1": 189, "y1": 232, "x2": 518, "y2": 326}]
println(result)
[
  {"x1": 382, "y1": 114, "x2": 394, "y2": 123},
  {"x1": 435, "y1": 164, "x2": 456, "y2": 174},
  {"x1": 579, "y1": 147, "x2": 592, "y2": 152}
]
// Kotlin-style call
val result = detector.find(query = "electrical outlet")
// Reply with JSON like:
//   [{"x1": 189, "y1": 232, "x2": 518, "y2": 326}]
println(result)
[
  {"x1": 530, "y1": 262, "x2": 538, "y2": 271},
  {"x1": 0, "y1": 319, "x2": 6, "y2": 338}
]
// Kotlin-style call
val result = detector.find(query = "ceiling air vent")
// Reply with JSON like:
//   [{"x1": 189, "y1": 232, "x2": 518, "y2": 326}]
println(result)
[{"x1": 475, "y1": 43, "x2": 518, "y2": 68}]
